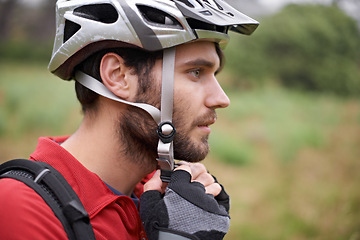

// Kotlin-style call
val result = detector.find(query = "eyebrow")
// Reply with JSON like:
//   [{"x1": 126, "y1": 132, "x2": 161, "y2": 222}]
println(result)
[{"x1": 183, "y1": 58, "x2": 221, "y2": 73}]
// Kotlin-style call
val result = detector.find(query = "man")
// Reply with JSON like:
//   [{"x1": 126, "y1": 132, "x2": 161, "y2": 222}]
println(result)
[{"x1": 0, "y1": 0, "x2": 258, "y2": 239}]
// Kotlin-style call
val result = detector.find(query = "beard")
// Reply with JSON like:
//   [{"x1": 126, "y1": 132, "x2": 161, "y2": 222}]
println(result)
[
  {"x1": 117, "y1": 77, "x2": 215, "y2": 167},
  {"x1": 117, "y1": 106, "x2": 159, "y2": 171},
  {"x1": 172, "y1": 107, "x2": 216, "y2": 162}
]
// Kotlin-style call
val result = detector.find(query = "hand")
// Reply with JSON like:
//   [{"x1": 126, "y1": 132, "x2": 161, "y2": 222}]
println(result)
[
  {"x1": 140, "y1": 163, "x2": 230, "y2": 240},
  {"x1": 144, "y1": 162, "x2": 221, "y2": 195}
]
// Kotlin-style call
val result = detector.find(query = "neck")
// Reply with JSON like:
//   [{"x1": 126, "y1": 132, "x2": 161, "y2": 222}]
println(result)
[{"x1": 61, "y1": 99, "x2": 157, "y2": 196}]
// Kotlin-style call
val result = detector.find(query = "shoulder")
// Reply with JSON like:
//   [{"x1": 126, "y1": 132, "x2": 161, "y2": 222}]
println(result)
[{"x1": 0, "y1": 178, "x2": 68, "y2": 239}]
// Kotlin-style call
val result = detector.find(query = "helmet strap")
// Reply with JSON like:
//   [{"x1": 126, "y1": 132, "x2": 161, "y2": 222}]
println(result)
[
  {"x1": 75, "y1": 71, "x2": 161, "y2": 123},
  {"x1": 156, "y1": 47, "x2": 176, "y2": 182}
]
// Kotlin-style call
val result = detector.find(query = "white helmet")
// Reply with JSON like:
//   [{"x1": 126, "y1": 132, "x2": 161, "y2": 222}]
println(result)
[
  {"x1": 49, "y1": 0, "x2": 258, "y2": 79},
  {"x1": 48, "y1": 0, "x2": 259, "y2": 181}
]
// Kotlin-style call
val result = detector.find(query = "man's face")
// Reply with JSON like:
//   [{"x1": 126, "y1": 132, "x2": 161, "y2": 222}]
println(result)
[
  {"x1": 171, "y1": 41, "x2": 230, "y2": 161},
  {"x1": 120, "y1": 41, "x2": 230, "y2": 163}
]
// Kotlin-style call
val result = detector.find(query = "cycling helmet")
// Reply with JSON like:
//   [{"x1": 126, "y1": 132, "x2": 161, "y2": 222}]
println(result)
[
  {"x1": 48, "y1": 0, "x2": 259, "y2": 181},
  {"x1": 49, "y1": 0, "x2": 258, "y2": 79}
]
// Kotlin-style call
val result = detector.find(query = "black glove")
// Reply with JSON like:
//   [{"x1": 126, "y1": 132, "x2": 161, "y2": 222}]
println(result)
[{"x1": 140, "y1": 170, "x2": 230, "y2": 240}]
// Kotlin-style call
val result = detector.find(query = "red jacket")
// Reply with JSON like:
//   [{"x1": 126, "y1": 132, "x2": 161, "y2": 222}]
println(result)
[{"x1": 0, "y1": 136, "x2": 152, "y2": 240}]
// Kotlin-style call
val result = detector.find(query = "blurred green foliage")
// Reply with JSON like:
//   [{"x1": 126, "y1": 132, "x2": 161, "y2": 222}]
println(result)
[
  {"x1": 225, "y1": 4, "x2": 360, "y2": 96},
  {"x1": 0, "y1": 62, "x2": 79, "y2": 139},
  {"x1": 210, "y1": 87, "x2": 343, "y2": 164},
  {"x1": 0, "y1": 40, "x2": 53, "y2": 63}
]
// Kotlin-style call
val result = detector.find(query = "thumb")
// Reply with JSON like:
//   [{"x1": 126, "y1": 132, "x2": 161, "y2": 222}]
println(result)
[{"x1": 144, "y1": 170, "x2": 168, "y2": 194}]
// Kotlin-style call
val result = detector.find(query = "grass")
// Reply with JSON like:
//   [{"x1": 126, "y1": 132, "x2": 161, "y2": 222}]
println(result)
[
  {"x1": 210, "y1": 86, "x2": 344, "y2": 164},
  {"x1": 208, "y1": 86, "x2": 360, "y2": 239},
  {"x1": 0, "y1": 61, "x2": 81, "y2": 159},
  {"x1": 0, "y1": 62, "x2": 78, "y2": 135},
  {"x1": 1, "y1": 62, "x2": 360, "y2": 239}
]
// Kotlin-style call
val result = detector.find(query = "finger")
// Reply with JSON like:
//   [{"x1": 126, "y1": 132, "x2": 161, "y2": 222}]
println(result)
[
  {"x1": 188, "y1": 163, "x2": 207, "y2": 180},
  {"x1": 176, "y1": 161, "x2": 190, "y2": 166},
  {"x1": 174, "y1": 164, "x2": 192, "y2": 175},
  {"x1": 193, "y1": 171, "x2": 216, "y2": 188},
  {"x1": 144, "y1": 170, "x2": 168, "y2": 193},
  {"x1": 205, "y1": 182, "x2": 222, "y2": 196}
]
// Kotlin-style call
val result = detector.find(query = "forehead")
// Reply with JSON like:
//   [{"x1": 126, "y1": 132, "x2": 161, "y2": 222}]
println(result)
[{"x1": 175, "y1": 41, "x2": 221, "y2": 68}]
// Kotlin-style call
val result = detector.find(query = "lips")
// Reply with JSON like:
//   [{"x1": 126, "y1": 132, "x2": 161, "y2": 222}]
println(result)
[
  {"x1": 196, "y1": 114, "x2": 217, "y2": 134},
  {"x1": 198, "y1": 119, "x2": 216, "y2": 128},
  {"x1": 188, "y1": 110, "x2": 217, "y2": 134}
]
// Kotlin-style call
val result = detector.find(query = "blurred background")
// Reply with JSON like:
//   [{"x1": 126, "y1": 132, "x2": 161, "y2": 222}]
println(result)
[{"x1": 0, "y1": 0, "x2": 359, "y2": 239}]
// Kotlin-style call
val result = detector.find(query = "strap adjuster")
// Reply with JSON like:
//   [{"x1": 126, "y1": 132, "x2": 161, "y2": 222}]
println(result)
[{"x1": 157, "y1": 121, "x2": 176, "y2": 144}]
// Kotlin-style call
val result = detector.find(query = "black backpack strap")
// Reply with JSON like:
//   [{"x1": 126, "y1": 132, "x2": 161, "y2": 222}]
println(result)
[{"x1": 0, "y1": 159, "x2": 96, "y2": 240}]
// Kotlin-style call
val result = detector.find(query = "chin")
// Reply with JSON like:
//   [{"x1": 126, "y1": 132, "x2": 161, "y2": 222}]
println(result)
[
  {"x1": 172, "y1": 131, "x2": 210, "y2": 162},
  {"x1": 173, "y1": 143, "x2": 209, "y2": 162}
]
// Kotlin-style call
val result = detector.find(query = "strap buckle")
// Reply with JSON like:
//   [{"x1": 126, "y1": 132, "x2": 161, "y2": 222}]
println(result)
[{"x1": 157, "y1": 121, "x2": 176, "y2": 144}]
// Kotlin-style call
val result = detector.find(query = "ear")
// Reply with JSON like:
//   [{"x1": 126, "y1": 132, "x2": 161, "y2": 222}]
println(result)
[{"x1": 100, "y1": 53, "x2": 138, "y2": 100}]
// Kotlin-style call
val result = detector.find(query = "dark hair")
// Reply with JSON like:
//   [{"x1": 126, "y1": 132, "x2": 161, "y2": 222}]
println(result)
[{"x1": 75, "y1": 47, "x2": 163, "y2": 113}]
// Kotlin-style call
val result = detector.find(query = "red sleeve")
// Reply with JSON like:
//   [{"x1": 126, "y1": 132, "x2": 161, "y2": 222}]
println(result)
[{"x1": 0, "y1": 178, "x2": 68, "y2": 239}]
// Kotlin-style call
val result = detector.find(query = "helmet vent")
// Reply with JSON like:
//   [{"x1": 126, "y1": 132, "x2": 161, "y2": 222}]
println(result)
[
  {"x1": 201, "y1": 0, "x2": 224, "y2": 10},
  {"x1": 200, "y1": 10, "x2": 212, "y2": 16},
  {"x1": 212, "y1": 0, "x2": 224, "y2": 10},
  {"x1": 226, "y1": 12, "x2": 234, "y2": 17},
  {"x1": 64, "y1": 20, "x2": 81, "y2": 43},
  {"x1": 187, "y1": 18, "x2": 227, "y2": 33},
  {"x1": 175, "y1": 0, "x2": 202, "y2": 8},
  {"x1": 137, "y1": 5, "x2": 182, "y2": 29},
  {"x1": 73, "y1": 4, "x2": 118, "y2": 24},
  {"x1": 177, "y1": 0, "x2": 207, "y2": 8}
]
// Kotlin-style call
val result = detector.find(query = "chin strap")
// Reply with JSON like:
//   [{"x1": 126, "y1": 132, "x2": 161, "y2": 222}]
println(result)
[
  {"x1": 156, "y1": 47, "x2": 176, "y2": 183},
  {"x1": 75, "y1": 71, "x2": 161, "y2": 124}
]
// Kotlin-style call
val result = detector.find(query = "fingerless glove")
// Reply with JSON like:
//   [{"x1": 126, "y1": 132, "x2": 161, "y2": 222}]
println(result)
[{"x1": 140, "y1": 170, "x2": 230, "y2": 240}]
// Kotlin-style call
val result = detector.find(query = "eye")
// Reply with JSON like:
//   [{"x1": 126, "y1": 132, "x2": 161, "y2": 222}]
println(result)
[{"x1": 189, "y1": 69, "x2": 201, "y2": 79}]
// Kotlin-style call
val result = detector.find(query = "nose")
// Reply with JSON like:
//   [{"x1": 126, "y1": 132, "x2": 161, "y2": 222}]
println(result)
[{"x1": 205, "y1": 77, "x2": 230, "y2": 109}]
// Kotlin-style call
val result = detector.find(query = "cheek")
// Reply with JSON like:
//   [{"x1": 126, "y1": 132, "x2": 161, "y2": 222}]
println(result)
[
  {"x1": 173, "y1": 87, "x2": 199, "y2": 131},
  {"x1": 173, "y1": 79, "x2": 206, "y2": 131},
  {"x1": 173, "y1": 80, "x2": 202, "y2": 107},
  {"x1": 173, "y1": 85, "x2": 195, "y2": 113},
  {"x1": 174, "y1": 78, "x2": 206, "y2": 108}
]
